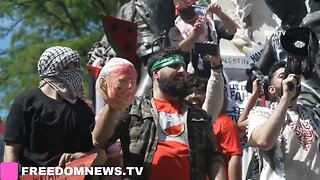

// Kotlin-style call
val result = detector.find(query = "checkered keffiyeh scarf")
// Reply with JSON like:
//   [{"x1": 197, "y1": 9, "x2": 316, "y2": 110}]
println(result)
[
  {"x1": 87, "y1": 41, "x2": 116, "y2": 67},
  {"x1": 38, "y1": 46, "x2": 84, "y2": 104}
]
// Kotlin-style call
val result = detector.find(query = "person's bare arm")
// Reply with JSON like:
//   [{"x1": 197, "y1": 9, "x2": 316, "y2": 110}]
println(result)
[
  {"x1": 228, "y1": 155, "x2": 242, "y2": 180},
  {"x1": 249, "y1": 96, "x2": 290, "y2": 151},
  {"x1": 207, "y1": 3, "x2": 238, "y2": 34},
  {"x1": 179, "y1": 32, "x2": 199, "y2": 52},
  {"x1": 179, "y1": 19, "x2": 206, "y2": 52},
  {"x1": 237, "y1": 79, "x2": 259, "y2": 135},
  {"x1": 4, "y1": 143, "x2": 22, "y2": 162},
  {"x1": 92, "y1": 105, "x2": 121, "y2": 149},
  {"x1": 249, "y1": 75, "x2": 297, "y2": 151}
]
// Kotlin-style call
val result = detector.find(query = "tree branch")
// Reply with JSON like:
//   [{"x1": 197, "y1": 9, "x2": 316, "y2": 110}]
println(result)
[
  {"x1": 0, "y1": 50, "x2": 8, "y2": 56},
  {"x1": 1, "y1": 17, "x2": 25, "y2": 38},
  {"x1": 42, "y1": 9, "x2": 69, "y2": 25},
  {"x1": 96, "y1": 0, "x2": 108, "y2": 13},
  {"x1": 56, "y1": 0, "x2": 81, "y2": 36}
]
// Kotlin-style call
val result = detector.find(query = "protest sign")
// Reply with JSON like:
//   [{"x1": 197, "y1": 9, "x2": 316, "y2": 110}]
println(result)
[{"x1": 226, "y1": 80, "x2": 252, "y2": 123}]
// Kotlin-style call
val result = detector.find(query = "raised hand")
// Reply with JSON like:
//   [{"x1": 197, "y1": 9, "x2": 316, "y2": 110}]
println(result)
[
  {"x1": 99, "y1": 76, "x2": 137, "y2": 112},
  {"x1": 282, "y1": 74, "x2": 299, "y2": 100},
  {"x1": 206, "y1": 54, "x2": 221, "y2": 66},
  {"x1": 192, "y1": 17, "x2": 207, "y2": 37},
  {"x1": 206, "y1": 2, "x2": 223, "y2": 15},
  {"x1": 252, "y1": 79, "x2": 261, "y2": 97}
]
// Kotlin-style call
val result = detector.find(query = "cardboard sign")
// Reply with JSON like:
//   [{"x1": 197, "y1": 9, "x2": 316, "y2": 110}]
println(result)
[
  {"x1": 221, "y1": 55, "x2": 251, "y2": 69},
  {"x1": 226, "y1": 80, "x2": 252, "y2": 123},
  {"x1": 20, "y1": 153, "x2": 97, "y2": 180},
  {"x1": 245, "y1": 43, "x2": 266, "y2": 65}
]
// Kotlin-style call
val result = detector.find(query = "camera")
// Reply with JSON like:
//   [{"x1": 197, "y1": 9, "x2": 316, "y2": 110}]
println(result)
[{"x1": 245, "y1": 66, "x2": 269, "y2": 94}]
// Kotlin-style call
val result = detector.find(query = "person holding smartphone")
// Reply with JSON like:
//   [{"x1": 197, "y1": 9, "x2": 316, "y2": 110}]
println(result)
[{"x1": 169, "y1": 0, "x2": 237, "y2": 78}]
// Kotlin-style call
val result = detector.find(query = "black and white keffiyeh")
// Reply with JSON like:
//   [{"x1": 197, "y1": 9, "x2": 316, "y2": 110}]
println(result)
[
  {"x1": 38, "y1": 46, "x2": 84, "y2": 104},
  {"x1": 87, "y1": 41, "x2": 115, "y2": 65}
]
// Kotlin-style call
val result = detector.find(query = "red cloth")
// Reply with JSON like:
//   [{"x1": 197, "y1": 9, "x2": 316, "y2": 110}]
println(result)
[
  {"x1": 149, "y1": 99, "x2": 190, "y2": 180},
  {"x1": 213, "y1": 114, "x2": 243, "y2": 164},
  {"x1": 149, "y1": 142, "x2": 190, "y2": 180},
  {"x1": 0, "y1": 121, "x2": 5, "y2": 135}
]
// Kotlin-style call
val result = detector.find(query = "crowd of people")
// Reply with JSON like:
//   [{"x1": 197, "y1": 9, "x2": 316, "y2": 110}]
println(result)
[{"x1": 2, "y1": 0, "x2": 320, "y2": 180}]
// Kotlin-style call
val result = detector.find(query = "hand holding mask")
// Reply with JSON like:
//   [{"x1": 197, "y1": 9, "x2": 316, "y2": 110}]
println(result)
[{"x1": 98, "y1": 57, "x2": 137, "y2": 111}]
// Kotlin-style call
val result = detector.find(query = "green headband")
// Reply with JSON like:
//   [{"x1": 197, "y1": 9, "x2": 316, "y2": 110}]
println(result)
[{"x1": 149, "y1": 54, "x2": 185, "y2": 76}]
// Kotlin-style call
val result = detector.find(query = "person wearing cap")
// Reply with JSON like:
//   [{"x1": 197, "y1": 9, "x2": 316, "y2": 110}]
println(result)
[
  {"x1": 93, "y1": 47, "x2": 226, "y2": 179},
  {"x1": 3, "y1": 46, "x2": 107, "y2": 167},
  {"x1": 169, "y1": 0, "x2": 237, "y2": 79}
]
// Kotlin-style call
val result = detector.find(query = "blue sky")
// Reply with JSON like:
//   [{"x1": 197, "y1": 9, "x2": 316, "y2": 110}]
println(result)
[{"x1": 0, "y1": 33, "x2": 10, "y2": 50}]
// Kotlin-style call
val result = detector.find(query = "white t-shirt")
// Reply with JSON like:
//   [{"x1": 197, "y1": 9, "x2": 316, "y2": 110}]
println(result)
[{"x1": 248, "y1": 103, "x2": 320, "y2": 180}]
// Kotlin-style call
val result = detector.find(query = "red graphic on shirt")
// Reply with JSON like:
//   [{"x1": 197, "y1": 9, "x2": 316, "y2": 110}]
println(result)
[
  {"x1": 288, "y1": 121, "x2": 315, "y2": 151},
  {"x1": 164, "y1": 123, "x2": 184, "y2": 136}
]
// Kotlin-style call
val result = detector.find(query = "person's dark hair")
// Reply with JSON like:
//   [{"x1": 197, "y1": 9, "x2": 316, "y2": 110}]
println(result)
[
  {"x1": 264, "y1": 61, "x2": 287, "y2": 101},
  {"x1": 178, "y1": 6, "x2": 196, "y2": 21},
  {"x1": 147, "y1": 47, "x2": 187, "y2": 77},
  {"x1": 185, "y1": 74, "x2": 208, "y2": 95},
  {"x1": 267, "y1": 61, "x2": 287, "y2": 85}
]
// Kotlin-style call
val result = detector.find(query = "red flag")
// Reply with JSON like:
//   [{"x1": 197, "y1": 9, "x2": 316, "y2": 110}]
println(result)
[{"x1": 101, "y1": 16, "x2": 137, "y2": 63}]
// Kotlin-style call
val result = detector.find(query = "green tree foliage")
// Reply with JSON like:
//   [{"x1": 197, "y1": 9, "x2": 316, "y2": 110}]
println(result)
[{"x1": 0, "y1": 0, "x2": 130, "y2": 116}]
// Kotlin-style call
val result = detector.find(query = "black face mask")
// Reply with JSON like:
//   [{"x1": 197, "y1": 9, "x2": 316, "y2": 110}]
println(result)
[
  {"x1": 158, "y1": 76, "x2": 187, "y2": 99},
  {"x1": 178, "y1": 6, "x2": 196, "y2": 21}
]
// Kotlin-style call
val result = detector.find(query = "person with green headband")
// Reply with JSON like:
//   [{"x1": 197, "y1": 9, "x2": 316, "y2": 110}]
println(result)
[
  {"x1": 93, "y1": 47, "x2": 226, "y2": 179},
  {"x1": 148, "y1": 53, "x2": 185, "y2": 76}
]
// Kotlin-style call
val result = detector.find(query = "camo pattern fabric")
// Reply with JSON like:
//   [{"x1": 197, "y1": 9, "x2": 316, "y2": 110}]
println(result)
[{"x1": 108, "y1": 91, "x2": 224, "y2": 180}]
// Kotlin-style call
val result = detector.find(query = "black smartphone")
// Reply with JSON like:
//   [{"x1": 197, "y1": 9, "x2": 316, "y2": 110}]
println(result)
[{"x1": 194, "y1": 42, "x2": 218, "y2": 55}]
